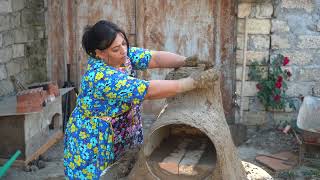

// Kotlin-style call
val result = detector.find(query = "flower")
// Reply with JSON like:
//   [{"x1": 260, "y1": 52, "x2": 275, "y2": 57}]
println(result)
[
  {"x1": 250, "y1": 54, "x2": 292, "y2": 110},
  {"x1": 277, "y1": 76, "x2": 283, "y2": 82},
  {"x1": 256, "y1": 83, "x2": 262, "y2": 90},
  {"x1": 275, "y1": 81, "x2": 282, "y2": 88},
  {"x1": 273, "y1": 95, "x2": 281, "y2": 102},
  {"x1": 283, "y1": 57, "x2": 289, "y2": 66}
]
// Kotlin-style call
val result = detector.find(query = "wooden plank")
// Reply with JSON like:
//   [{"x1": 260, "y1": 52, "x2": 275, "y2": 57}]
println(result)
[{"x1": 25, "y1": 130, "x2": 63, "y2": 165}]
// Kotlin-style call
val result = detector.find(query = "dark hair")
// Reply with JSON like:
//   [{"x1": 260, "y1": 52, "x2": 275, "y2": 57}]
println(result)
[{"x1": 81, "y1": 20, "x2": 129, "y2": 58}]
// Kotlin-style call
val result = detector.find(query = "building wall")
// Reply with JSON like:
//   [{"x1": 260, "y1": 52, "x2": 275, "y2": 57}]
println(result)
[
  {"x1": 0, "y1": 0, "x2": 47, "y2": 97},
  {"x1": 236, "y1": 0, "x2": 320, "y2": 125}
]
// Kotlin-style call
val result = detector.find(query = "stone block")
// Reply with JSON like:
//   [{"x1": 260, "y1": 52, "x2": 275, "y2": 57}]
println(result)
[
  {"x1": 237, "y1": 19, "x2": 271, "y2": 34},
  {"x1": 238, "y1": 3, "x2": 252, "y2": 18},
  {"x1": 0, "y1": 79, "x2": 14, "y2": 96},
  {"x1": 21, "y1": 9, "x2": 45, "y2": 27},
  {"x1": 243, "y1": 111, "x2": 267, "y2": 126},
  {"x1": 0, "y1": 46, "x2": 12, "y2": 63},
  {"x1": 237, "y1": 96, "x2": 249, "y2": 111},
  {"x1": 0, "y1": 15, "x2": 10, "y2": 32},
  {"x1": 0, "y1": 0, "x2": 12, "y2": 14},
  {"x1": 271, "y1": 34, "x2": 290, "y2": 49},
  {"x1": 297, "y1": 36, "x2": 320, "y2": 49},
  {"x1": 0, "y1": 64, "x2": 7, "y2": 80},
  {"x1": 14, "y1": 29, "x2": 28, "y2": 43},
  {"x1": 286, "y1": 82, "x2": 314, "y2": 97},
  {"x1": 2, "y1": 31, "x2": 13, "y2": 47},
  {"x1": 236, "y1": 50, "x2": 269, "y2": 65},
  {"x1": 272, "y1": 112, "x2": 296, "y2": 125},
  {"x1": 0, "y1": 33, "x2": 2, "y2": 47},
  {"x1": 296, "y1": 67, "x2": 320, "y2": 81},
  {"x1": 12, "y1": 0, "x2": 25, "y2": 11},
  {"x1": 6, "y1": 60, "x2": 21, "y2": 76},
  {"x1": 248, "y1": 35, "x2": 270, "y2": 50},
  {"x1": 249, "y1": 96, "x2": 266, "y2": 111},
  {"x1": 237, "y1": 34, "x2": 244, "y2": 50},
  {"x1": 26, "y1": 0, "x2": 44, "y2": 10},
  {"x1": 272, "y1": 51, "x2": 312, "y2": 66},
  {"x1": 236, "y1": 65, "x2": 249, "y2": 81},
  {"x1": 281, "y1": 0, "x2": 314, "y2": 13},
  {"x1": 251, "y1": 3, "x2": 273, "y2": 18},
  {"x1": 236, "y1": 81, "x2": 258, "y2": 97},
  {"x1": 12, "y1": 44, "x2": 24, "y2": 58},
  {"x1": 271, "y1": 20, "x2": 290, "y2": 33},
  {"x1": 10, "y1": 12, "x2": 21, "y2": 29}
]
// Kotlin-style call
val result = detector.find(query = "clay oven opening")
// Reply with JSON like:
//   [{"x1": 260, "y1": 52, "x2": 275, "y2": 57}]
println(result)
[{"x1": 144, "y1": 124, "x2": 217, "y2": 179}]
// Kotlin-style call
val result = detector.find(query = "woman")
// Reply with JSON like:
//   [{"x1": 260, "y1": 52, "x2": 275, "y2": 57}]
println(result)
[{"x1": 64, "y1": 20, "x2": 216, "y2": 179}]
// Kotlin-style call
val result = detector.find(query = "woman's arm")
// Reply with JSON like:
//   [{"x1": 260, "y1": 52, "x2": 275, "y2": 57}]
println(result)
[
  {"x1": 144, "y1": 79, "x2": 192, "y2": 100},
  {"x1": 148, "y1": 51, "x2": 186, "y2": 69}
]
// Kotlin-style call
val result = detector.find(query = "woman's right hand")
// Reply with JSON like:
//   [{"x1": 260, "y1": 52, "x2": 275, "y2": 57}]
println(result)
[{"x1": 189, "y1": 67, "x2": 220, "y2": 89}]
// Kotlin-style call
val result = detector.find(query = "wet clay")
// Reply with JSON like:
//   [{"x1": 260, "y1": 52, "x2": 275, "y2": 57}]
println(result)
[{"x1": 129, "y1": 66, "x2": 247, "y2": 180}]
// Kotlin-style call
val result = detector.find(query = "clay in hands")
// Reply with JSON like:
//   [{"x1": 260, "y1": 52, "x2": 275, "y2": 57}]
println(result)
[{"x1": 190, "y1": 67, "x2": 220, "y2": 88}]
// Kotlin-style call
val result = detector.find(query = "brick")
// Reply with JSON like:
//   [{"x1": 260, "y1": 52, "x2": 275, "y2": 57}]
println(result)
[
  {"x1": 0, "y1": 46, "x2": 12, "y2": 63},
  {"x1": 238, "y1": 3, "x2": 252, "y2": 18},
  {"x1": 286, "y1": 82, "x2": 314, "y2": 97},
  {"x1": 237, "y1": 19, "x2": 271, "y2": 34},
  {"x1": 158, "y1": 141, "x2": 188, "y2": 174},
  {"x1": 297, "y1": 36, "x2": 320, "y2": 49},
  {"x1": 0, "y1": 0, "x2": 12, "y2": 14},
  {"x1": 243, "y1": 111, "x2": 267, "y2": 126},
  {"x1": 16, "y1": 87, "x2": 47, "y2": 113},
  {"x1": 179, "y1": 143, "x2": 206, "y2": 175},
  {"x1": 12, "y1": 0, "x2": 25, "y2": 11},
  {"x1": 0, "y1": 64, "x2": 7, "y2": 80},
  {"x1": 248, "y1": 35, "x2": 270, "y2": 50},
  {"x1": 14, "y1": 29, "x2": 28, "y2": 43},
  {"x1": 237, "y1": 96, "x2": 249, "y2": 111},
  {"x1": 271, "y1": 34, "x2": 290, "y2": 49},
  {"x1": 0, "y1": 15, "x2": 10, "y2": 32},
  {"x1": 271, "y1": 20, "x2": 290, "y2": 33},
  {"x1": 236, "y1": 81, "x2": 258, "y2": 96},
  {"x1": 236, "y1": 50, "x2": 269, "y2": 65},
  {"x1": 0, "y1": 79, "x2": 14, "y2": 96},
  {"x1": 12, "y1": 44, "x2": 24, "y2": 58},
  {"x1": 281, "y1": 0, "x2": 314, "y2": 13}
]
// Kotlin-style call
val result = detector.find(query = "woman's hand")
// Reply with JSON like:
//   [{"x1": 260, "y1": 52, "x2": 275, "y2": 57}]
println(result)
[{"x1": 184, "y1": 55, "x2": 199, "y2": 67}]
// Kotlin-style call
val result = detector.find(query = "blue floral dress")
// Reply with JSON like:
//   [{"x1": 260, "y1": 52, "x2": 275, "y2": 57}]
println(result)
[{"x1": 64, "y1": 47, "x2": 152, "y2": 179}]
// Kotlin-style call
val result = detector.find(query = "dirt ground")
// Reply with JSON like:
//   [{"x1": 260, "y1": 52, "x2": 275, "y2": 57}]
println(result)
[{"x1": 2, "y1": 117, "x2": 320, "y2": 180}]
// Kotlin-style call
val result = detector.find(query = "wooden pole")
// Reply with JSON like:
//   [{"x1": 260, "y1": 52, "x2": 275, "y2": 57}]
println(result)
[{"x1": 239, "y1": 16, "x2": 248, "y2": 124}]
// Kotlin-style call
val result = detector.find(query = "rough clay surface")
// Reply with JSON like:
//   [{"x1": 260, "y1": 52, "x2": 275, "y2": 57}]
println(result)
[{"x1": 129, "y1": 67, "x2": 247, "y2": 180}]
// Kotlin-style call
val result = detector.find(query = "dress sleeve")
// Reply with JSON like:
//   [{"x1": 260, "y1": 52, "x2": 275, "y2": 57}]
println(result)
[
  {"x1": 95, "y1": 68, "x2": 150, "y2": 106},
  {"x1": 128, "y1": 47, "x2": 152, "y2": 70}
]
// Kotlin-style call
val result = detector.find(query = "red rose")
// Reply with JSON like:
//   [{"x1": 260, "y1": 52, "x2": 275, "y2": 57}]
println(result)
[
  {"x1": 277, "y1": 76, "x2": 283, "y2": 82},
  {"x1": 256, "y1": 83, "x2": 262, "y2": 90},
  {"x1": 273, "y1": 95, "x2": 281, "y2": 102},
  {"x1": 283, "y1": 57, "x2": 289, "y2": 66},
  {"x1": 275, "y1": 81, "x2": 282, "y2": 88}
]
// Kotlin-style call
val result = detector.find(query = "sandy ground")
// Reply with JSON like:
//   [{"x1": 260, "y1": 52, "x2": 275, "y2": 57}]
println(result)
[{"x1": 2, "y1": 115, "x2": 320, "y2": 180}]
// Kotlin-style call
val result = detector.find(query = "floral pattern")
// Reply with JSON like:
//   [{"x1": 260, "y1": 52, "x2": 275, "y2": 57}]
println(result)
[{"x1": 64, "y1": 47, "x2": 152, "y2": 179}]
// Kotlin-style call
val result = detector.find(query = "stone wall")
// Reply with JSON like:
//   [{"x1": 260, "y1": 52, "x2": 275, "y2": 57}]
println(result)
[
  {"x1": 236, "y1": 0, "x2": 320, "y2": 126},
  {"x1": 0, "y1": 0, "x2": 47, "y2": 97}
]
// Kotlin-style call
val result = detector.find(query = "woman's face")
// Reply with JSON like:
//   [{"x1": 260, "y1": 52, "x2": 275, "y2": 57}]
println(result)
[{"x1": 96, "y1": 33, "x2": 127, "y2": 68}]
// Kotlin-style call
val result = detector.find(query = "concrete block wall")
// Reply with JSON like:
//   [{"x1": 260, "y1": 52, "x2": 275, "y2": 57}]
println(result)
[
  {"x1": 236, "y1": 0, "x2": 320, "y2": 126},
  {"x1": 0, "y1": 0, "x2": 47, "y2": 97}
]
